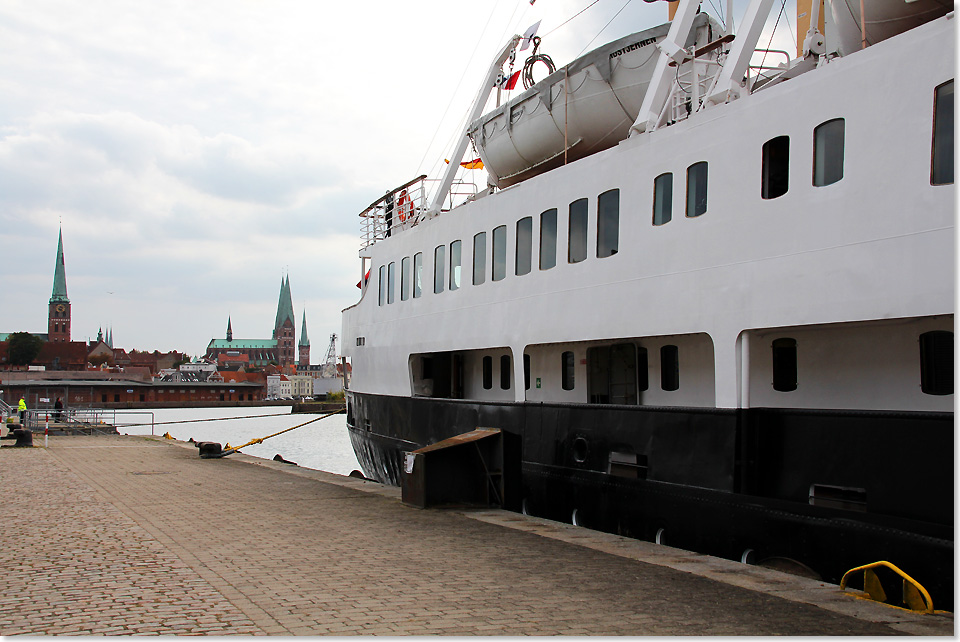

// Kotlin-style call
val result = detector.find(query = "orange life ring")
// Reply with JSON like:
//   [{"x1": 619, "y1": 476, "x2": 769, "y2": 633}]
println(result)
[{"x1": 397, "y1": 189, "x2": 411, "y2": 223}]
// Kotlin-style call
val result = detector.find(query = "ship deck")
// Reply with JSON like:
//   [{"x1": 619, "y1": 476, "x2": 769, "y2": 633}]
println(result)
[{"x1": 0, "y1": 434, "x2": 951, "y2": 635}]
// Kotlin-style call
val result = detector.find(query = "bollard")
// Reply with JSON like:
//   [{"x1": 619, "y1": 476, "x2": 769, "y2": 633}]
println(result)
[{"x1": 12, "y1": 429, "x2": 33, "y2": 448}]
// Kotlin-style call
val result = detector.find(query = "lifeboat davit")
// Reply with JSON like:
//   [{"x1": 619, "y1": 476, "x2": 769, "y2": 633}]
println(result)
[{"x1": 468, "y1": 13, "x2": 720, "y2": 188}]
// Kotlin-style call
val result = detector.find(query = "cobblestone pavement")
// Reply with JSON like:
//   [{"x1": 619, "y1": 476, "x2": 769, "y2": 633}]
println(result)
[{"x1": 0, "y1": 435, "x2": 952, "y2": 635}]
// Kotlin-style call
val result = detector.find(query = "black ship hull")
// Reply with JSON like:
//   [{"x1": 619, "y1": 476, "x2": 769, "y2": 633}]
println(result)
[{"x1": 347, "y1": 391, "x2": 954, "y2": 607}]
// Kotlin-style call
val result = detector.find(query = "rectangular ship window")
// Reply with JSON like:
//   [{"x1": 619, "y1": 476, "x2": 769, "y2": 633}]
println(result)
[
  {"x1": 686, "y1": 162, "x2": 708, "y2": 217},
  {"x1": 597, "y1": 189, "x2": 619, "y2": 257},
  {"x1": 473, "y1": 232, "x2": 486, "y2": 285},
  {"x1": 449, "y1": 240, "x2": 461, "y2": 291},
  {"x1": 772, "y1": 338, "x2": 798, "y2": 392},
  {"x1": 492, "y1": 225, "x2": 507, "y2": 281},
  {"x1": 568, "y1": 198, "x2": 588, "y2": 263},
  {"x1": 932, "y1": 80, "x2": 954, "y2": 185},
  {"x1": 413, "y1": 252, "x2": 422, "y2": 298},
  {"x1": 434, "y1": 245, "x2": 445, "y2": 294},
  {"x1": 660, "y1": 344, "x2": 679, "y2": 391},
  {"x1": 516, "y1": 216, "x2": 532, "y2": 275},
  {"x1": 920, "y1": 330, "x2": 954, "y2": 395},
  {"x1": 378, "y1": 265, "x2": 386, "y2": 306},
  {"x1": 762, "y1": 135, "x2": 790, "y2": 199},
  {"x1": 540, "y1": 208, "x2": 557, "y2": 270},
  {"x1": 500, "y1": 354, "x2": 511, "y2": 390},
  {"x1": 562, "y1": 351, "x2": 575, "y2": 390},
  {"x1": 482, "y1": 356, "x2": 492, "y2": 390},
  {"x1": 653, "y1": 173, "x2": 673, "y2": 225},
  {"x1": 387, "y1": 262, "x2": 396, "y2": 304},
  {"x1": 401, "y1": 256, "x2": 410, "y2": 301},
  {"x1": 813, "y1": 119, "x2": 844, "y2": 186}
]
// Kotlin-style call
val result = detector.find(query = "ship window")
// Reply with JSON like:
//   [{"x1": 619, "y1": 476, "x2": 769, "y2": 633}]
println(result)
[
  {"x1": 920, "y1": 330, "x2": 953, "y2": 395},
  {"x1": 401, "y1": 256, "x2": 411, "y2": 301},
  {"x1": 813, "y1": 119, "x2": 844, "y2": 186},
  {"x1": 449, "y1": 240, "x2": 461, "y2": 291},
  {"x1": 524, "y1": 354, "x2": 531, "y2": 390},
  {"x1": 686, "y1": 162, "x2": 708, "y2": 217},
  {"x1": 483, "y1": 356, "x2": 493, "y2": 390},
  {"x1": 434, "y1": 245, "x2": 445, "y2": 294},
  {"x1": 772, "y1": 338, "x2": 798, "y2": 392},
  {"x1": 378, "y1": 265, "x2": 386, "y2": 306},
  {"x1": 568, "y1": 198, "x2": 588, "y2": 263},
  {"x1": 562, "y1": 351, "x2": 575, "y2": 390},
  {"x1": 762, "y1": 135, "x2": 790, "y2": 199},
  {"x1": 637, "y1": 347, "x2": 649, "y2": 392},
  {"x1": 501, "y1": 354, "x2": 511, "y2": 390},
  {"x1": 516, "y1": 216, "x2": 532, "y2": 275},
  {"x1": 597, "y1": 189, "x2": 619, "y2": 258},
  {"x1": 473, "y1": 232, "x2": 486, "y2": 285},
  {"x1": 413, "y1": 252, "x2": 423, "y2": 298},
  {"x1": 493, "y1": 225, "x2": 507, "y2": 281},
  {"x1": 387, "y1": 262, "x2": 396, "y2": 304},
  {"x1": 540, "y1": 208, "x2": 557, "y2": 270},
  {"x1": 932, "y1": 80, "x2": 954, "y2": 185},
  {"x1": 653, "y1": 173, "x2": 673, "y2": 225},
  {"x1": 660, "y1": 345, "x2": 679, "y2": 391}
]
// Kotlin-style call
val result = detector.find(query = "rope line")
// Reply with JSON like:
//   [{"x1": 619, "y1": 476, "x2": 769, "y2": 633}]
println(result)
[
  {"x1": 223, "y1": 408, "x2": 346, "y2": 454},
  {"x1": 113, "y1": 409, "x2": 343, "y2": 430}
]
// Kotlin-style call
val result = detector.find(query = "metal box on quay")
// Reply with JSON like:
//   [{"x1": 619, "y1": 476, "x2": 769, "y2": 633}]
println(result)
[{"x1": 401, "y1": 428, "x2": 521, "y2": 511}]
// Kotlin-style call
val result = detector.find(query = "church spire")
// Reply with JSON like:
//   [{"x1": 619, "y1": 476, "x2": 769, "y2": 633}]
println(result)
[
  {"x1": 274, "y1": 274, "x2": 295, "y2": 333},
  {"x1": 50, "y1": 227, "x2": 69, "y2": 303},
  {"x1": 226, "y1": 316, "x2": 233, "y2": 342},
  {"x1": 299, "y1": 312, "x2": 310, "y2": 347}
]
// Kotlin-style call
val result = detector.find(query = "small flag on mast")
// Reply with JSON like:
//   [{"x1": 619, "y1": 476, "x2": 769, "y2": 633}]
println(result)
[{"x1": 520, "y1": 20, "x2": 541, "y2": 51}]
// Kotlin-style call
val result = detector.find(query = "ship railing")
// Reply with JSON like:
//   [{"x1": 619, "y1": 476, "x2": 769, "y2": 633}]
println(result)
[
  {"x1": 360, "y1": 174, "x2": 428, "y2": 251},
  {"x1": 745, "y1": 48, "x2": 793, "y2": 91},
  {"x1": 654, "y1": 44, "x2": 795, "y2": 130},
  {"x1": 359, "y1": 175, "x2": 479, "y2": 252}
]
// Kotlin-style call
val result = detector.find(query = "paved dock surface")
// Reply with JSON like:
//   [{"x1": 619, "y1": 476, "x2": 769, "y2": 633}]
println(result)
[{"x1": 0, "y1": 435, "x2": 952, "y2": 635}]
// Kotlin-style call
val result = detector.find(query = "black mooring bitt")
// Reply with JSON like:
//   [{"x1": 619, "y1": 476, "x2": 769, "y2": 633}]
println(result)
[{"x1": 196, "y1": 441, "x2": 229, "y2": 459}]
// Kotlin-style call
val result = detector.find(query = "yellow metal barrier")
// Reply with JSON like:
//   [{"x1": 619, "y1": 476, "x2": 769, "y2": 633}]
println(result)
[{"x1": 840, "y1": 561, "x2": 933, "y2": 614}]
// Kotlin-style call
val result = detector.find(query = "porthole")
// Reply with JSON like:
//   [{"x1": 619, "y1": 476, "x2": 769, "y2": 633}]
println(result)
[
  {"x1": 572, "y1": 508, "x2": 581, "y2": 526},
  {"x1": 572, "y1": 436, "x2": 589, "y2": 463},
  {"x1": 655, "y1": 528, "x2": 666, "y2": 545}
]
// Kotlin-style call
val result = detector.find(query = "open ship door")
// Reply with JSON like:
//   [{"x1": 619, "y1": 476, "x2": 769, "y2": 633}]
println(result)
[{"x1": 401, "y1": 428, "x2": 521, "y2": 511}]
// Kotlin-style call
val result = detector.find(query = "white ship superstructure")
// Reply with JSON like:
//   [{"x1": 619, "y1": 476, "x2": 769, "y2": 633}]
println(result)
[{"x1": 341, "y1": 0, "x2": 954, "y2": 605}]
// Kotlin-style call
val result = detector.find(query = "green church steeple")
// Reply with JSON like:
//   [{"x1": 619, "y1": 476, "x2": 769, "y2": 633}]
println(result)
[
  {"x1": 50, "y1": 228, "x2": 69, "y2": 304},
  {"x1": 274, "y1": 275, "x2": 295, "y2": 334},
  {"x1": 299, "y1": 312, "x2": 310, "y2": 347}
]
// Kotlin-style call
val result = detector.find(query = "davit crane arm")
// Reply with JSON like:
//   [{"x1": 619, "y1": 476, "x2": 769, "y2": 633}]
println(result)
[{"x1": 427, "y1": 34, "x2": 522, "y2": 218}]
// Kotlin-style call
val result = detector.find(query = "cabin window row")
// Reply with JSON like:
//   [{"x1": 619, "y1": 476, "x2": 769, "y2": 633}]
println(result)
[{"x1": 769, "y1": 331, "x2": 953, "y2": 395}]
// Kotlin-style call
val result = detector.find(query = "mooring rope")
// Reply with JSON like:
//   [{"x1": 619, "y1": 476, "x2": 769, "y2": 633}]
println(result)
[
  {"x1": 112, "y1": 408, "x2": 343, "y2": 430},
  {"x1": 220, "y1": 408, "x2": 345, "y2": 454}
]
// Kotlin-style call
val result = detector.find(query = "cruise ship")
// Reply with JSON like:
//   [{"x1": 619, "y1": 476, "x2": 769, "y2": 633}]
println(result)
[{"x1": 341, "y1": 0, "x2": 954, "y2": 606}]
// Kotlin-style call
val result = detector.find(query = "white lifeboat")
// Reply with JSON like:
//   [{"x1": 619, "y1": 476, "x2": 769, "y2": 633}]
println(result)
[
  {"x1": 468, "y1": 13, "x2": 720, "y2": 188},
  {"x1": 825, "y1": 0, "x2": 951, "y2": 56}
]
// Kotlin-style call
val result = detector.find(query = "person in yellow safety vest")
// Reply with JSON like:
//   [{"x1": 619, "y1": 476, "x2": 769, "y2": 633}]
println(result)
[{"x1": 18, "y1": 397, "x2": 27, "y2": 426}]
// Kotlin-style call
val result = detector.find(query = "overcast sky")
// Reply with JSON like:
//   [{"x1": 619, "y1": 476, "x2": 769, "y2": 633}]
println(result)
[{"x1": 1, "y1": 0, "x2": 797, "y2": 360}]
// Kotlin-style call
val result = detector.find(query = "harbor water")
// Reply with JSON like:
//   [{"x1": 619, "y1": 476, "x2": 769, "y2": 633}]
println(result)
[{"x1": 114, "y1": 406, "x2": 360, "y2": 475}]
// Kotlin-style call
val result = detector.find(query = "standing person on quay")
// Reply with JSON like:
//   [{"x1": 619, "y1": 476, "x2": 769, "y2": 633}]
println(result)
[
  {"x1": 54, "y1": 397, "x2": 63, "y2": 421},
  {"x1": 18, "y1": 397, "x2": 27, "y2": 426}
]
